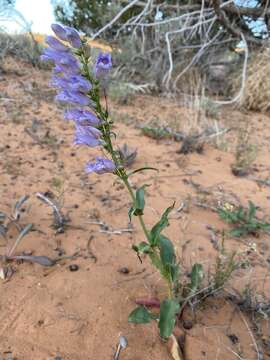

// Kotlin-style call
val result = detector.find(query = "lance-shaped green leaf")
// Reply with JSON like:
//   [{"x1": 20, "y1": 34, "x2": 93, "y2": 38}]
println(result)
[
  {"x1": 159, "y1": 235, "x2": 175, "y2": 266},
  {"x1": 230, "y1": 227, "x2": 247, "y2": 237},
  {"x1": 158, "y1": 235, "x2": 179, "y2": 283},
  {"x1": 259, "y1": 223, "x2": 270, "y2": 231},
  {"x1": 148, "y1": 251, "x2": 164, "y2": 273},
  {"x1": 128, "y1": 185, "x2": 148, "y2": 221},
  {"x1": 128, "y1": 306, "x2": 152, "y2": 324},
  {"x1": 248, "y1": 201, "x2": 256, "y2": 222},
  {"x1": 149, "y1": 203, "x2": 175, "y2": 246},
  {"x1": 188, "y1": 263, "x2": 204, "y2": 295},
  {"x1": 136, "y1": 185, "x2": 147, "y2": 213},
  {"x1": 158, "y1": 299, "x2": 180, "y2": 338},
  {"x1": 127, "y1": 167, "x2": 158, "y2": 177}
]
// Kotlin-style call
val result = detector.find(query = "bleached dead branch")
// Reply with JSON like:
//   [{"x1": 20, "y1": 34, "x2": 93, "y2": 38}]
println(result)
[{"x1": 93, "y1": 0, "x2": 268, "y2": 102}]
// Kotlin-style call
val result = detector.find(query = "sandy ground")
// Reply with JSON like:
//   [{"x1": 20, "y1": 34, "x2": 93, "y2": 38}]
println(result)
[{"x1": 0, "y1": 59, "x2": 270, "y2": 360}]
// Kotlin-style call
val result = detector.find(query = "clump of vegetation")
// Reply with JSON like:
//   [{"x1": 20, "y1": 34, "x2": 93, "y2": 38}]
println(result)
[
  {"x1": 36, "y1": 190, "x2": 68, "y2": 234},
  {"x1": 238, "y1": 285, "x2": 270, "y2": 320},
  {"x1": 200, "y1": 97, "x2": 220, "y2": 119},
  {"x1": 0, "y1": 196, "x2": 55, "y2": 279},
  {"x1": 0, "y1": 33, "x2": 41, "y2": 68},
  {"x1": 235, "y1": 48, "x2": 270, "y2": 113},
  {"x1": 140, "y1": 125, "x2": 176, "y2": 140},
  {"x1": 212, "y1": 237, "x2": 246, "y2": 289},
  {"x1": 117, "y1": 143, "x2": 137, "y2": 167},
  {"x1": 231, "y1": 123, "x2": 257, "y2": 176},
  {"x1": 218, "y1": 201, "x2": 270, "y2": 237},
  {"x1": 0, "y1": 2, "x2": 42, "y2": 69},
  {"x1": 108, "y1": 81, "x2": 138, "y2": 105}
]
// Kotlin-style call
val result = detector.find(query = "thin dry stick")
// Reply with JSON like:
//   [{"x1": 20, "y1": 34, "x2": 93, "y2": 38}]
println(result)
[
  {"x1": 91, "y1": 0, "x2": 140, "y2": 40},
  {"x1": 238, "y1": 309, "x2": 260, "y2": 360}
]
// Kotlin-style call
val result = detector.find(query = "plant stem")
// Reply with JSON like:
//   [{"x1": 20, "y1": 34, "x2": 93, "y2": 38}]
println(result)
[{"x1": 79, "y1": 49, "x2": 173, "y2": 299}]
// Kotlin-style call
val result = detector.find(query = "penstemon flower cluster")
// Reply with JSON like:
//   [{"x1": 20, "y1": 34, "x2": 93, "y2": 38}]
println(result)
[
  {"x1": 42, "y1": 23, "x2": 182, "y2": 340},
  {"x1": 41, "y1": 23, "x2": 114, "y2": 174}
]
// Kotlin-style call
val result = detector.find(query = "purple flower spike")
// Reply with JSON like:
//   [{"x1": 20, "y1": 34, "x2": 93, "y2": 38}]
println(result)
[
  {"x1": 94, "y1": 52, "x2": 112, "y2": 79},
  {"x1": 74, "y1": 125, "x2": 101, "y2": 147},
  {"x1": 45, "y1": 36, "x2": 69, "y2": 52},
  {"x1": 55, "y1": 90, "x2": 90, "y2": 106},
  {"x1": 64, "y1": 109, "x2": 101, "y2": 126},
  {"x1": 85, "y1": 157, "x2": 116, "y2": 175},
  {"x1": 51, "y1": 23, "x2": 68, "y2": 41},
  {"x1": 65, "y1": 26, "x2": 82, "y2": 48}
]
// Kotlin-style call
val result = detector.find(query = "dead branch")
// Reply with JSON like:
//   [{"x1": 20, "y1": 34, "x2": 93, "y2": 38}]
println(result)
[{"x1": 93, "y1": 0, "x2": 269, "y2": 101}]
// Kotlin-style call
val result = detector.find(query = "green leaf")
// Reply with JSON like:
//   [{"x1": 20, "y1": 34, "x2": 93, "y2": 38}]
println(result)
[
  {"x1": 248, "y1": 201, "x2": 256, "y2": 221},
  {"x1": 188, "y1": 263, "x2": 204, "y2": 295},
  {"x1": 128, "y1": 185, "x2": 149, "y2": 221},
  {"x1": 150, "y1": 203, "x2": 175, "y2": 246},
  {"x1": 159, "y1": 235, "x2": 176, "y2": 266},
  {"x1": 230, "y1": 227, "x2": 246, "y2": 237},
  {"x1": 127, "y1": 167, "x2": 158, "y2": 177},
  {"x1": 259, "y1": 223, "x2": 270, "y2": 231},
  {"x1": 132, "y1": 242, "x2": 151, "y2": 254},
  {"x1": 169, "y1": 263, "x2": 180, "y2": 283},
  {"x1": 128, "y1": 306, "x2": 152, "y2": 324},
  {"x1": 136, "y1": 185, "x2": 147, "y2": 212},
  {"x1": 236, "y1": 207, "x2": 245, "y2": 222},
  {"x1": 149, "y1": 251, "x2": 164, "y2": 272},
  {"x1": 158, "y1": 299, "x2": 179, "y2": 338}
]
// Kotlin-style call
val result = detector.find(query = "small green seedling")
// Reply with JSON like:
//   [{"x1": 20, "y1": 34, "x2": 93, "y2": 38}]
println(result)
[
  {"x1": 218, "y1": 201, "x2": 270, "y2": 237},
  {"x1": 141, "y1": 125, "x2": 173, "y2": 140}
]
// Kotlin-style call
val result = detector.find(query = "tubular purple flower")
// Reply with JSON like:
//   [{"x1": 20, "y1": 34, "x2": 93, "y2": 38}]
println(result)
[
  {"x1": 68, "y1": 75, "x2": 92, "y2": 92},
  {"x1": 58, "y1": 62, "x2": 80, "y2": 75},
  {"x1": 78, "y1": 124, "x2": 101, "y2": 138},
  {"x1": 85, "y1": 157, "x2": 116, "y2": 175},
  {"x1": 51, "y1": 23, "x2": 68, "y2": 41},
  {"x1": 52, "y1": 65, "x2": 63, "y2": 74},
  {"x1": 64, "y1": 109, "x2": 101, "y2": 126},
  {"x1": 51, "y1": 75, "x2": 92, "y2": 93},
  {"x1": 94, "y1": 52, "x2": 112, "y2": 79},
  {"x1": 41, "y1": 48, "x2": 79, "y2": 74},
  {"x1": 55, "y1": 90, "x2": 90, "y2": 106},
  {"x1": 45, "y1": 36, "x2": 69, "y2": 52},
  {"x1": 65, "y1": 26, "x2": 82, "y2": 48},
  {"x1": 74, "y1": 125, "x2": 102, "y2": 147}
]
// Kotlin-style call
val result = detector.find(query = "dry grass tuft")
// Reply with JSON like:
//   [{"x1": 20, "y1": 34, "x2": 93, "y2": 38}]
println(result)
[{"x1": 239, "y1": 48, "x2": 270, "y2": 112}]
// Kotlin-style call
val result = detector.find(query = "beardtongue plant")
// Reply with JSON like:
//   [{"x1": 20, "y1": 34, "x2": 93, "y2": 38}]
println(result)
[{"x1": 42, "y1": 23, "x2": 183, "y2": 339}]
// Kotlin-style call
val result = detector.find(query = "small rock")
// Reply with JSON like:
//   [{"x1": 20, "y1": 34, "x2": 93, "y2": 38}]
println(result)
[
  {"x1": 183, "y1": 319, "x2": 193, "y2": 330},
  {"x1": 118, "y1": 267, "x2": 130, "y2": 274},
  {"x1": 228, "y1": 334, "x2": 239, "y2": 344},
  {"x1": 69, "y1": 264, "x2": 79, "y2": 272}
]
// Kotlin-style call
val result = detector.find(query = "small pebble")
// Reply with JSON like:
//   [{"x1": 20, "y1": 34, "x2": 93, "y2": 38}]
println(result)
[
  {"x1": 118, "y1": 267, "x2": 130, "y2": 274},
  {"x1": 69, "y1": 264, "x2": 79, "y2": 272},
  {"x1": 182, "y1": 319, "x2": 193, "y2": 330},
  {"x1": 228, "y1": 334, "x2": 239, "y2": 344}
]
